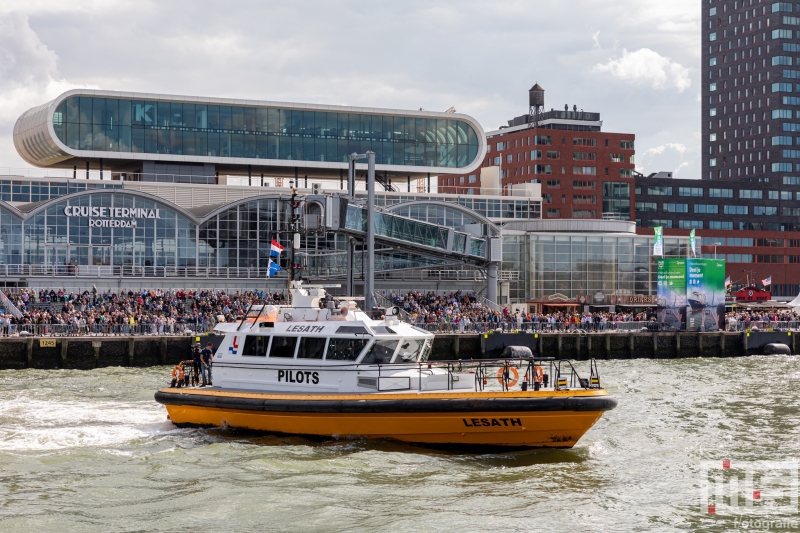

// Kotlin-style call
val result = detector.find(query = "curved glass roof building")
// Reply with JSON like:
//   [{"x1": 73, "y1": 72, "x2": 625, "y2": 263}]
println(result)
[{"x1": 14, "y1": 89, "x2": 486, "y2": 182}]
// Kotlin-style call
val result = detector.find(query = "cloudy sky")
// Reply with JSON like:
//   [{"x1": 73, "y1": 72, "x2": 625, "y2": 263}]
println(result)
[{"x1": 0, "y1": 0, "x2": 700, "y2": 178}]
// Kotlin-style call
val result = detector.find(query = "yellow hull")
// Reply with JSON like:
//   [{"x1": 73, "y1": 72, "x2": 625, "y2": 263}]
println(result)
[{"x1": 156, "y1": 388, "x2": 616, "y2": 449}]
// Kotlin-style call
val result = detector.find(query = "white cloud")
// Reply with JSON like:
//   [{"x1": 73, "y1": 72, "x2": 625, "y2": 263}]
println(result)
[
  {"x1": 0, "y1": 12, "x2": 97, "y2": 168},
  {"x1": 592, "y1": 30, "x2": 601, "y2": 49},
  {"x1": 641, "y1": 143, "x2": 687, "y2": 160},
  {"x1": 593, "y1": 48, "x2": 691, "y2": 92}
]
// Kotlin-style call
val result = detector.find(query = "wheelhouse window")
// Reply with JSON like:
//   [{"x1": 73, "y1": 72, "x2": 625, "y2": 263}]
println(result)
[
  {"x1": 297, "y1": 337, "x2": 326, "y2": 359},
  {"x1": 326, "y1": 338, "x2": 369, "y2": 361},
  {"x1": 360, "y1": 340, "x2": 399, "y2": 364},
  {"x1": 268, "y1": 336, "x2": 298, "y2": 358},
  {"x1": 241, "y1": 335, "x2": 269, "y2": 357},
  {"x1": 394, "y1": 339, "x2": 428, "y2": 363}
]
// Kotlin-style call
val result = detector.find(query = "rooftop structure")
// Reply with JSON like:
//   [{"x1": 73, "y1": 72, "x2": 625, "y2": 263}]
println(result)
[{"x1": 14, "y1": 89, "x2": 486, "y2": 186}]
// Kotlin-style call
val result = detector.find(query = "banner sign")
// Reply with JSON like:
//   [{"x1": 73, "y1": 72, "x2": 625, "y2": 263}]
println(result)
[
  {"x1": 686, "y1": 258, "x2": 726, "y2": 331},
  {"x1": 657, "y1": 258, "x2": 687, "y2": 330},
  {"x1": 653, "y1": 226, "x2": 663, "y2": 256},
  {"x1": 689, "y1": 229, "x2": 696, "y2": 257}
]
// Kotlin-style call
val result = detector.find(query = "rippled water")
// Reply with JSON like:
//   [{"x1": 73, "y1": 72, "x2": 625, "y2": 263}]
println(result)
[{"x1": 1, "y1": 357, "x2": 798, "y2": 532}]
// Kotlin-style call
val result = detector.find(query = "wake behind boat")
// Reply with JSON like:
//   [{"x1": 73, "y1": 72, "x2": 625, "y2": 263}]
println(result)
[{"x1": 155, "y1": 283, "x2": 617, "y2": 449}]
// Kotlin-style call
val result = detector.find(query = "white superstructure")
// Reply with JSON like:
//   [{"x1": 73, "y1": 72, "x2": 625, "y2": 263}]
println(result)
[{"x1": 211, "y1": 283, "x2": 472, "y2": 394}]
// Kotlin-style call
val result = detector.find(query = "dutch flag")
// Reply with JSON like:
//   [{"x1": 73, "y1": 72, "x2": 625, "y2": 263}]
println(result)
[
  {"x1": 268, "y1": 259, "x2": 281, "y2": 277},
  {"x1": 270, "y1": 239, "x2": 284, "y2": 258}
]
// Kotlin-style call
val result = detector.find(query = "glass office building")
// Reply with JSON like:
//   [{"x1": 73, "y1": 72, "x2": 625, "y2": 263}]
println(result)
[{"x1": 14, "y1": 90, "x2": 486, "y2": 181}]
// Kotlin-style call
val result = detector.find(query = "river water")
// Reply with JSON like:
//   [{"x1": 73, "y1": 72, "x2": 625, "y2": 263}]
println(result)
[{"x1": 1, "y1": 357, "x2": 798, "y2": 532}]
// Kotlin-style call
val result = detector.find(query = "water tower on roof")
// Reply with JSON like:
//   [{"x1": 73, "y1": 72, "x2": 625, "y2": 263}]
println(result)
[{"x1": 528, "y1": 83, "x2": 545, "y2": 128}]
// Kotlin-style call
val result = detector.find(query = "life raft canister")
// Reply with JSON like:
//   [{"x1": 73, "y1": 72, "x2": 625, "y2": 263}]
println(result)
[
  {"x1": 532, "y1": 365, "x2": 544, "y2": 384},
  {"x1": 497, "y1": 366, "x2": 519, "y2": 387}
]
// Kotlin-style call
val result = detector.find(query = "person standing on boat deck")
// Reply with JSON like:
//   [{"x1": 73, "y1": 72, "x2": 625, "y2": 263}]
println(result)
[
  {"x1": 201, "y1": 342, "x2": 214, "y2": 385},
  {"x1": 198, "y1": 345, "x2": 212, "y2": 387},
  {"x1": 192, "y1": 343, "x2": 202, "y2": 386}
]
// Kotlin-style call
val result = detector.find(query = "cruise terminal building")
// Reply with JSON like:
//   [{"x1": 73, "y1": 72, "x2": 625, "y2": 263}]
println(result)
[{"x1": 5, "y1": 88, "x2": 684, "y2": 308}]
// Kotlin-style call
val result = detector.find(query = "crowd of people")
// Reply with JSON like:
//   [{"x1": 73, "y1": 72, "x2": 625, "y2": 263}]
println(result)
[
  {"x1": 0, "y1": 287, "x2": 290, "y2": 336},
  {"x1": 383, "y1": 290, "x2": 655, "y2": 332},
  {"x1": 3, "y1": 286, "x2": 800, "y2": 336}
]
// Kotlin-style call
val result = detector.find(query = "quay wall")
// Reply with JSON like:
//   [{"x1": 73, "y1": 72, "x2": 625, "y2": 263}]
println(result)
[{"x1": 0, "y1": 331, "x2": 791, "y2": 370}]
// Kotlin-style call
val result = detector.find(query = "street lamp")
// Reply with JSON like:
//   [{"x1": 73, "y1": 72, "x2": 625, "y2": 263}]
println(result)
[{"x1": 713, "y1": 241, "x2": 723, "y2": 259}]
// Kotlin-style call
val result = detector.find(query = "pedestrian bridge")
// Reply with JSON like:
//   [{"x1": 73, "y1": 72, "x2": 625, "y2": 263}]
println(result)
[{"x1": 309, "y1": 194, "x2": 501, "y2": 266}]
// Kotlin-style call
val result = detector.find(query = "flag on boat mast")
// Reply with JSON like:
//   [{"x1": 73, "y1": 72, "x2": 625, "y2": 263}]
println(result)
[
  {"x1": 268, "y1": 259, "x2": 281, "y2": 277},
  {"x1": 725, "y1": 276, "x2": 732, "y2": 290},
  {"x1": 270, "y1": 239, "x2": 284, "y2": 258},
  {"x1": 653, "y1": 226, "x2": 663, "y2": 256},
  {"x1": 689, "y1": 229, "x2": 696, "y2": 257}
]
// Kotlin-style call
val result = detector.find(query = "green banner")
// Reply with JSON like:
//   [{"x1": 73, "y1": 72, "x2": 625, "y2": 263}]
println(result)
[
  {"x1": 686, "y1": 258, "x2": 726, "y2": 331},
  {"x1": 689, "y1": 229, "x2": 696, "y2": 257},
  {"x1": 653, "y1": 226, "x2": 663, "y2": 256},
  {"x1": 657, "y1": 258, "x2": 686, "y2": 330}
]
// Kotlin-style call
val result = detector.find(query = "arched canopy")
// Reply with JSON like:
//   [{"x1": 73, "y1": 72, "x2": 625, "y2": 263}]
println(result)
[{"x1": 385, "y1": 200, "x2": 500, "y2": 236}]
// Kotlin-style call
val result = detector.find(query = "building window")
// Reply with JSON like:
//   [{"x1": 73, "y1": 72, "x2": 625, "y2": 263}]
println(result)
[
  {"x1": 647, "y1": 186, "x2": 672, "y2": 196},
  {"x1": 496, "y1": 142, "x2": 505, "y2": 150},
  {"x1": 694, "y1": 204, "x2": 718, "y2": 214},
  {"x1": 620, "y1": 169, "x2": 633, "y2": 178},
  {"x1": 754, "y1": 206, "x2": 778, "y2": 215},
  {"x1": 773, "y1": 136, "x2": 793, "y2": 145},
  {"x1": 573, "y1": 195, "x2": 596, "y2": 204},
  {"x1": 534, "y1": 165, "x2": 553, "y2": 175},
  {"x1": 663, "y1": 203, "x2": 688, "y2": 213},
  {"x1": 773, "y1": 82, "x2": 794, "y2": 92},
  {"x1": 783, "y1": 176, "x2": 800, "y2": 185},
  {"x1": 468, "y1": 175, "x2": 477, "y2": 183},
  {"x1": 649, "y1": 219, "x2": 672, "y2": 228},
  {"x1": 783, "y1": 207, "x2": 800, "y2": 216},
  {"x1": 773, "y1": 3, "x2": 794, "y2": 13},
  {"x1": 757, "y1": 238, "x2": 785, "y2": 247},
  {"x1": 603, "y1": 182, "x2": 630, "y2": 217},
  {"x1": 534, "y1": 136, "x2": 552, "y2": 145},
  {"x1": 739, "y1": 189, "x2": 763, "y2": 199},
  {"x1": 546, "y1": 179, "x2": 560, "y2": 187},
  {"x1": 769, "y1": 191, "x2": 779, "y2": 200},
  {"x1": 546, "y1": 150, "x2": 560, "y2": 159},
  {"x1": 709, "y1": 221, "x2": 733, "y2": 230},
  {"x1": 774, "y1": 29, "x2": 794, "y2": 39},
  {"x1": 572, "y1": 209, "x2": 596, "y2": 218},
  {"x1": 727, "y1": 238, "x2": 754, "y2": 246},
  {"x1": 573, "y1": 180, "x2": 596, "y2": 189},
  {"x1": 678, "y1": 220, "x2": 703, "y2": 229},
  {"x1": 546, "y1": 208, "x2": 560, "y2": 217},
  {"x1": 709, "y1": 188, "x2": 733, "y2": 198},
  {"x1": 635, "y1": 201, "x2": 657, "y2": 212},
  {"x1": 724, "y1": 205, "x2": 748, "y2": 215},
  {"x1": 620, "y1": 140, "x2": 635, "y2": 149},
  {"x1": 573, "y1": 166, "x2": 597, "y2": 175},
  {"x1": 772, "y1": 109, "x2": 793, "y2": 119},
  {"x1": 530, "y1": 150, "x2": 542, "y2": 160},
  {"x1": 573, "y1": 152, "x2": 597, "y2": 160},
  {"x1": 610, "y1": 154, "x2": 624, "y2": 162},
  {"x1": 773, "y1": 162, "x2": 793, "y2": 172},
  {"x1": 757, "y1": 255, "x2": 784, "y2": 263},
  {"x1": 773, "y1": 56, "x2": 794, "y2": 66},
  {"x1": 679, "y1": 187, "x2": 703, "y2": 197},
  {"x1": 573, "y1": 138, "x2": 597, "y2": 146},
  {"x1": 710, "y1": 158, "x2": 717, "y2": 167}
]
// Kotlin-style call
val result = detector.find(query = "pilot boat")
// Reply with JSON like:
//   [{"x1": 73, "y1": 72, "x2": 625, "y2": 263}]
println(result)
[{"x1": 155, "y1": 283, "x2": 617, "y2": 449}]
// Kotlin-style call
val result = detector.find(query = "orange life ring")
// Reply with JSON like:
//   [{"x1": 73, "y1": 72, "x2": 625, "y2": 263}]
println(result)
[
  {"x1": 172, "y1": 365, "x2": 184, "y2": 380},
  {"x1": 532, "y1": 365, "x2": 544, "y2": 384},
  {"x1": 497, "y1": 366, "x2": 519, "y2": 387}
]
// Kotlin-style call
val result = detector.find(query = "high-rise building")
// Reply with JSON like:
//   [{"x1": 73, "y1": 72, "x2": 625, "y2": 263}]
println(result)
[{"x1": 702, "y1": 1, "x2": 797, "y2": 181}]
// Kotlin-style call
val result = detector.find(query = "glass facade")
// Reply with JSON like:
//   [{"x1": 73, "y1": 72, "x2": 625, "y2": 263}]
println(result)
[
  {"x1": 0, "y1": 179, "x2": 120, "y2": 203},
  {"x1": 53, "y1": 96, "x2": 480, "y2": 168},
  {"x1": 501, "y1": 233, "x2": 689, "y2": 304},
  {"x1": 0, "y1": 192, "x2": 294, "y2": 271}
]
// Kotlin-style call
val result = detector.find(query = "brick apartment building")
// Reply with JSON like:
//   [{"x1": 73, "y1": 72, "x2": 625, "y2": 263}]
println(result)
[{"x1": 441, "y1": 87, "x2": 637, "y2": 221}]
